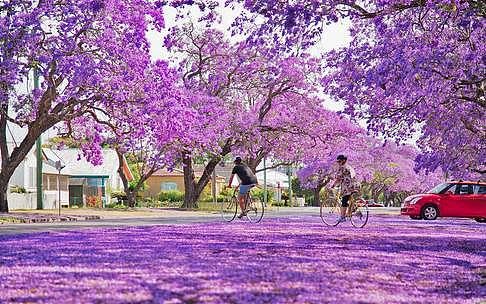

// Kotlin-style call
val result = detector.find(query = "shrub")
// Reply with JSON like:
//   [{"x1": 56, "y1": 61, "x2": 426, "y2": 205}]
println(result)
[
  {"x1": 200, "y1": 194, "x2": 226, "y2": 203},
  {"x1": 158, "y1": 190, "x2": 184, "y2": 203},
  {"x1": 106, "y1": 203, "x2": 126, "y2": 209},
  {"x1": 110, "y1": 191, "x2": 127, "y2": 203},
  {"x1": 141, "y1": 197, "x2": 161, "y2": 208},
  {"x1": 10, "y1": 185, "x2": 26, "y2": 194},
  {"x1": 86, "y1": 195, "x2": 102, "y2": 208},
  {"x1": 272, "y1": 200, "x2": 287, "y2": 207},
  {"x1": 251, "y1": 187, "x2": 275, "y2": 203},
  {"x1": 141, "y1": 197, "x2": 182, "y2": 208},
  {"x1": 199, "y1": 187, "x2": 212, "y2": 202},
  {"x1": 219, "y1": 187, "x2": 234, "y2": 198}
]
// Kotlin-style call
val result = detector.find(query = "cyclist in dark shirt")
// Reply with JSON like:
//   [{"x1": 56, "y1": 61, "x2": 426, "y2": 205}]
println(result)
[{"x1": 227, "y1": 157, "x2": 258, "y2": 218}]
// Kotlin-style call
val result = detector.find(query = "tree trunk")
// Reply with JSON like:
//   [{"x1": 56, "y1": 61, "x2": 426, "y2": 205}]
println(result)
[
  {"x1": 247, "y1": 158, "x2": 258, "y2": 173},
  {"x1": 247, "y1": 152, "x2": 267, "y2": 173},
  {"x1": 116, "y1": 148, "x2": 131, "y2": 206},
  {"x1": 182, "y1": 154, "x2": 200, "y2": 209},
  {"x1": 0, "y1": 181, "x2": 8, "y2": 213},
  {"x1": 313, "y1": 188, "x2": 320, "y2": 207},
  {"x1": 312, "y1": 180, "x2": 328, "y2": 207},
  {"x1": 126, "y1": 190, "x2": 137, "y2": 208},
  {"x1": 182, "y1": 152, "x2": 229, "y2": 209},
  {"x1": 0, "y1": 132, "x2": 41, "y2": 213},
  {"x1": 115, "y1": 148, "x2": 157, "y2": 208},
  {"x1": 0, "y1": 102, "x2": 59, "y2": 213},
  {"x1": 182, "y1": 140, "x2": 233, "y2": 209}
]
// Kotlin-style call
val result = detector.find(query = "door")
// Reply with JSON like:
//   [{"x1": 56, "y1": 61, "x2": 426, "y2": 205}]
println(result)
[
  {"x1": 438, "y1": 184, "x2": 459, "y2": 217},
  {"x1": 69, "y1": 185, "x2": 84, "y2": 207},
  {"x1": 453, "y1": 184, "x2": 475, "y2": 217},
  {"x1": 439, "y1": 184, "x2": 473, "y2": 217},
  {"x1": 470, "y1": 184, "x2": 486, "y2": 217}
]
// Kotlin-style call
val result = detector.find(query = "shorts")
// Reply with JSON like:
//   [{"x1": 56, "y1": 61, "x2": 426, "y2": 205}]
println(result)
[
  {"x1": 239, "y1": 184, "x2": 256, "y2": 195},
  {"x1": 341, "y1": 195, "x2": 351, "y2": 207}
]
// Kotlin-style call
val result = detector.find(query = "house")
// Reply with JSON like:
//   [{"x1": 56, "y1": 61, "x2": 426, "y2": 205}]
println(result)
[
  {"x1": 195, "y1": 161, "x2": 290, "y2": 189},
  {"x1": 197, "y1": 161, "x2": 290, "y2": 202},
  {"x1": 144, "y1": 168, "x2": 226, "y2": 199},
  {"x1": 5, "y1": 145, "x2": 132, "y2": 210},
  {"x1": 42, "y1": 149, "x2": 133, "y2": 208},
  {"x1": 42, "y1": 161, "x2": 70, "y2": 209},
  {"x1": 5, "y1": 142, "x2": 71, "y2": 210}
]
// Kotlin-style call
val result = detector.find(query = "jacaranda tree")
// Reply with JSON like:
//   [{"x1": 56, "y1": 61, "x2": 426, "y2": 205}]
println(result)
[
  {"x1": 68, "y1": 61, "x2": 196, "y2": 208},
  {"x1": 232, "y1": 0, "x2": 485, "y2": 179},
  {"x1": 0, "y1": 0, "x2": 165, "y2": 212},
  {"x1": 166, "y1": 24, "x2": 327, "y2": 208},
  {"x1": 297, "y1": 137, "x2": 445, "y2": 206}
]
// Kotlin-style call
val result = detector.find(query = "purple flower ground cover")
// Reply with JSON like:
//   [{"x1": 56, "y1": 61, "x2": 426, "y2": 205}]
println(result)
[{"x1": 0, "y1": 216, "x2": 484, "y2": 303}]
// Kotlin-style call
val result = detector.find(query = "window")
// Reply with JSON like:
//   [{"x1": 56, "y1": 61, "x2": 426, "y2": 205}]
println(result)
[
  {"x1": 472, "y1": 185, "x2": 486, "y2": 194},
  {"x1": 42, "y1": 175, "x2": 49, "y2": 191},
  {"x1": 49, "y1": 176, "x2": 57, "y2": 190},
  {"x1": 29, "y1": 167, "x2": 36, "y2": 188},
  {"x1": 60, "y1": 176, "x2": 68, "y2": 191},
  {"x1": 445, "y1": 184, "x2": 456, "y2": 194},
  {"x1": 161, "y1": 182, "x2": 177, "y2": 191},
  {"x1": 456, "y1": 184, "x2": 471, "y2": 195},
  {"x1": 428, "y1": 183, "x2": 451, "y2": 194},
  {"x1": 479, "y1": 186, "x2": 486, "y2": 194}
]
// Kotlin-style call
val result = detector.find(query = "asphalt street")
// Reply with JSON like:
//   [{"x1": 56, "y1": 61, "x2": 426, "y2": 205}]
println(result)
[{"x1": 0, "y1": 207, "x2": 400, "y2": 235}]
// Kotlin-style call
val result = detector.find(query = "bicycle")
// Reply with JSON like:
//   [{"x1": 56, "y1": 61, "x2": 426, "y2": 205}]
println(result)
[
  {"x1": 221, "y1": 185, "x2": 264, "y2": 223},
  {"x1": 320, "y1": 188, "x2": 369, "y2": 228}
]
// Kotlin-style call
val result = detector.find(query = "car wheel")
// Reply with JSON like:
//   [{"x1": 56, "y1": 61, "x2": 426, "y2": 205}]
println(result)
[
  {"x1": 475, "y1": 218, "x2": 486, "y2": 223},
  {"x1": 421, "y1": 205, "x2": 439, "y2": 220},
  {"x1": 410, "y1": 216, "x2": 422, "y2": 220}
]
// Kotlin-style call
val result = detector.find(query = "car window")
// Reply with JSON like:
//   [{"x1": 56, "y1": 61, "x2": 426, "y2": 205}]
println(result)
[
  {"x1": 472, "y1": 185, "x2": 486, "y2": 194},
  {"x1": 446, "y1": 184, "x2": 457, "y2": 194},
  {"x1": 428, "y1": 183, "x2": 451, "y2": 194},
  {"x1": 456, "y1": 184, "x2": 472, "y2": 195}
]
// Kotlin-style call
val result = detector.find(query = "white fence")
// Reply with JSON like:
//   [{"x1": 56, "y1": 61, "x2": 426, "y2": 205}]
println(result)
[{"x1": 8, "y1": 191, "x2": 69, "y2": 210}]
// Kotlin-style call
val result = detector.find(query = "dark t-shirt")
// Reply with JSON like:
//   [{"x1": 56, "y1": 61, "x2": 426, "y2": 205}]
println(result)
[{"x1": 231, "y1": 164, "x2": 257, "y2": 185}]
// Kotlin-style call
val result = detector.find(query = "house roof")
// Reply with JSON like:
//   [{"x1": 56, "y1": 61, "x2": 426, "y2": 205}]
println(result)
[
  {"x1": 152, "y1": 168, "x2": 185, "y2": 176},
  {"x1": 42, "y1": 162, "x2": 69, "y2": 175},
  {"x1": 42, "y1": 148, "x2": 132, "y2": 179}
]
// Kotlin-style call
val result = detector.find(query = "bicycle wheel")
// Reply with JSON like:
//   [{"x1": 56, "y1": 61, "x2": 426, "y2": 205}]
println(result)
[
  {"x1": 320, "y1": 198, "x2": 341, "y2": 226},
  {"x1": 221, "y1": 195, "x2": 238, "y2": 222},
  {"x1": 350, "y1": 203, "x2": 369, "y2": 228},
  {"x1": 245, "y1": 195, "x2": 264, "y2": 223}
]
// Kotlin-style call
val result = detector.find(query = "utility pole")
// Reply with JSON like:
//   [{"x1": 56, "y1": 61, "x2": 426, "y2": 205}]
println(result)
[
  {"x1": 34, "y1": 68, "x2": 43, "y2": 210},
  {"x1": 263, "y1": 157, "x2": 267, "y2": 207},
  {"x1": 288, "y1": 166, "x2": 292, "y2": 207},
  {"x1": 56, "y1": 161, "x2": 61, "y2": 216},
  {"x1": 212, "y1": 170, "x2": 216, "y2": 204}
]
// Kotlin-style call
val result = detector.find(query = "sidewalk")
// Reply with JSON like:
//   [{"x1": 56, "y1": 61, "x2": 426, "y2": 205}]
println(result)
[
  {"x1": 10, "y1": 207, "x2": 214, "y2": 219},
  {"x1": 0, "y1": 213, "x2": 100, "y2": 224}
]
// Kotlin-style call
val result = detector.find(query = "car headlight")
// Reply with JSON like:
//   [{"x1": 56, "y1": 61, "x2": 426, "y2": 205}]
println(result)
[{"x1": 409, "y1": 197, "x2": 422, "y2": 205}]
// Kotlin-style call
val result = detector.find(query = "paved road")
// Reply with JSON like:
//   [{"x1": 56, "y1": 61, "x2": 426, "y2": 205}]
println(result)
[{"x1": 0, "y1": 207, "x2": 400, "y2": 235}]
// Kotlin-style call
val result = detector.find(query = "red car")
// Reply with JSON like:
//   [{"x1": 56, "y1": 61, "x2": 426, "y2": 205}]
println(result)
[
  {"x1": 367, "y1": 200, "x2": 385, "y2": 207},
  {"x1": 401, "y1": 181, "x2": 486, "y2": 222}
]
